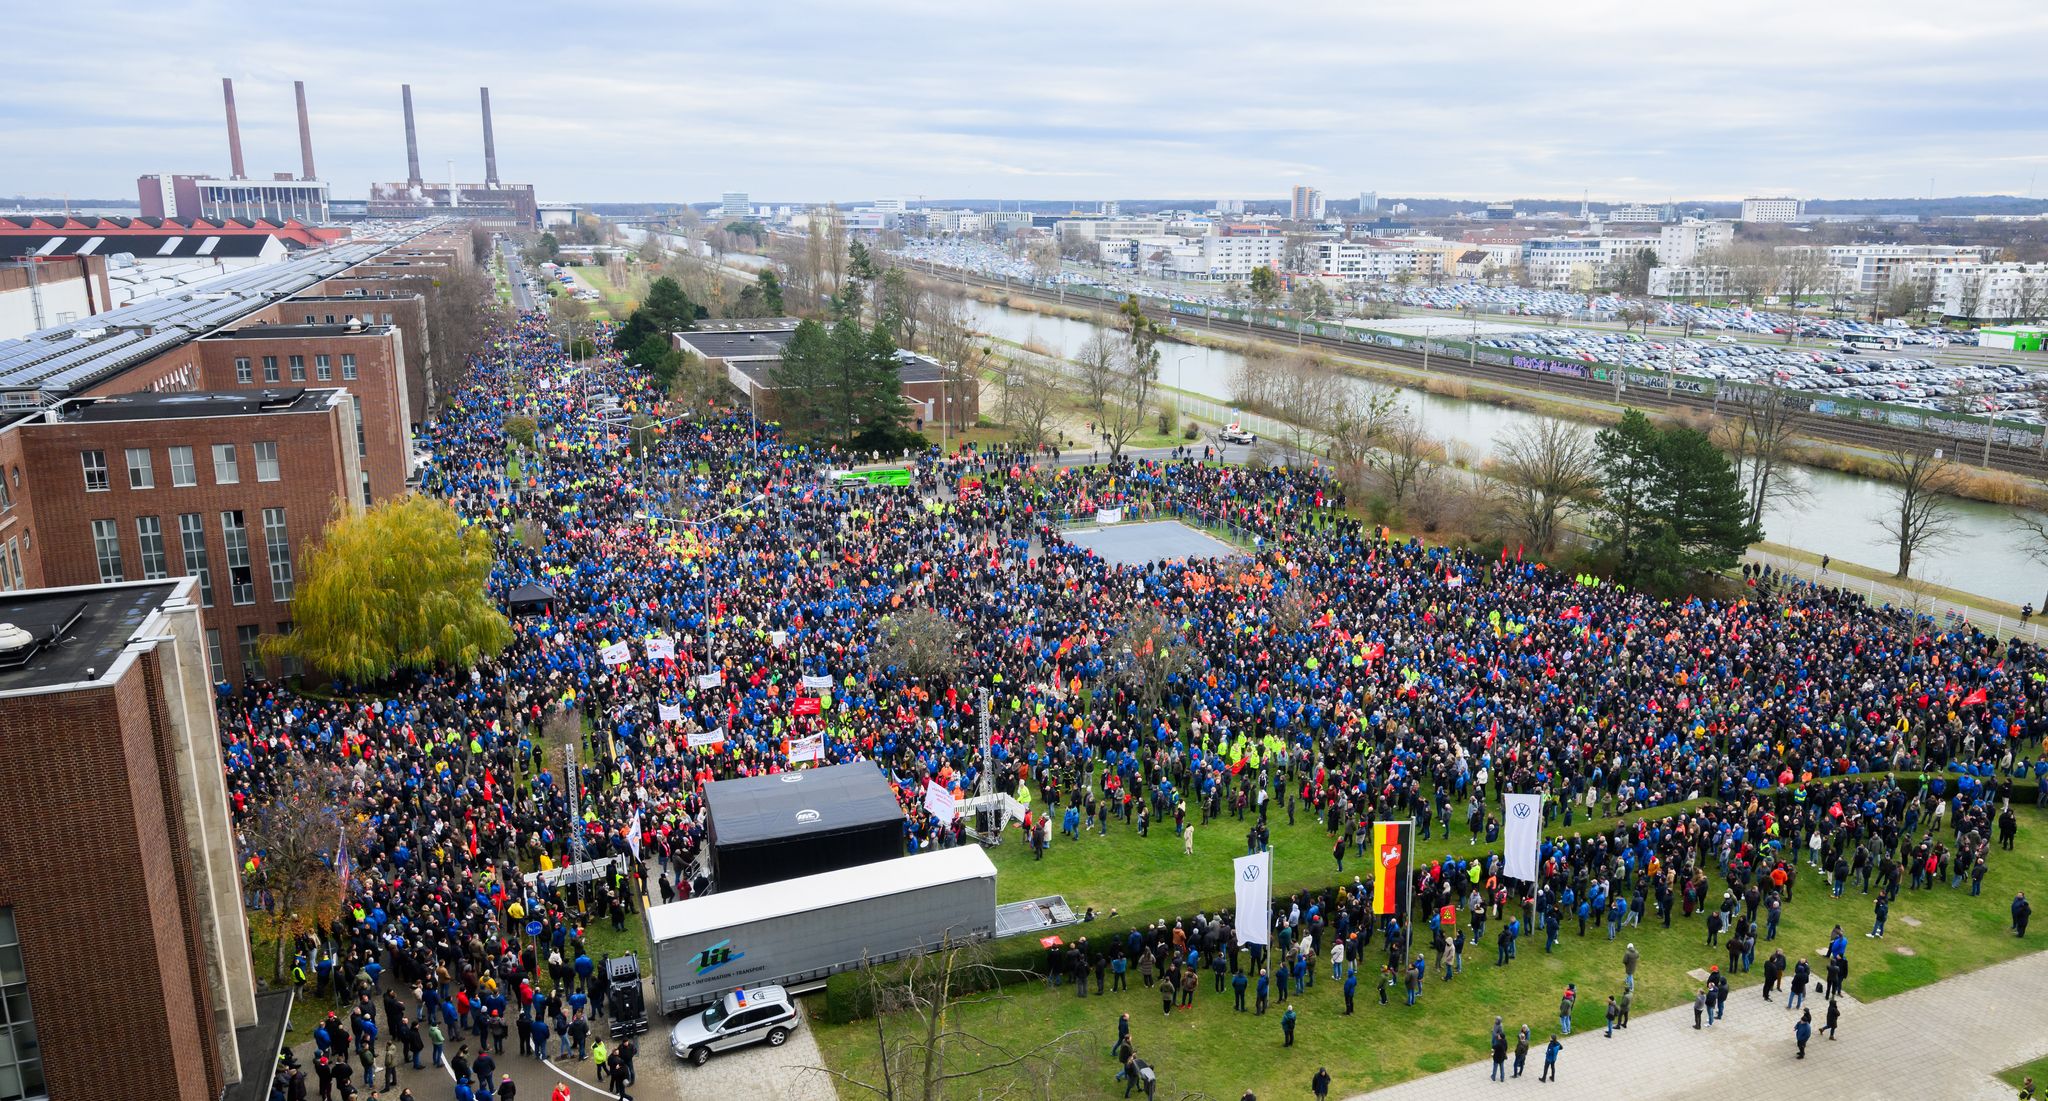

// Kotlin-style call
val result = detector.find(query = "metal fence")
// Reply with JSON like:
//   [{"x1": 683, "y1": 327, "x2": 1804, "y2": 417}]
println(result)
[{"x1": 1745, "y1": 549, "x2": 2048, "y2": 644}]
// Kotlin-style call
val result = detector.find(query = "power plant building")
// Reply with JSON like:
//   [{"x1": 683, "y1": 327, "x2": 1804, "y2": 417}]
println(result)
[{"x1": 367, "y1": 85, "x2": 537, "y2": 226}]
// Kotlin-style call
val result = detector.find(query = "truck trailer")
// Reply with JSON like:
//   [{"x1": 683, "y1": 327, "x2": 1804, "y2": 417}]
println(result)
[{"x1": 646, "y1": 845, "x2": 998, "y2": 1015}]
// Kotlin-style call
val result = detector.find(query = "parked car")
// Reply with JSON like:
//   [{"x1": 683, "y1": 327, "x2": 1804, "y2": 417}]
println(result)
[
  {"x1": 670, "y1": 986, "x2": 800, "y2": 1066},
  {"x1": 1220, "y1": 426, "x2": 1257, "y2": 445}
]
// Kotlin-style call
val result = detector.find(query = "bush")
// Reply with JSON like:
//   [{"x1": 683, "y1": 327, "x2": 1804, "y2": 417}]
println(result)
[{"x1": 1183, "y1": 421, "x2": 1200, "y2": 441}]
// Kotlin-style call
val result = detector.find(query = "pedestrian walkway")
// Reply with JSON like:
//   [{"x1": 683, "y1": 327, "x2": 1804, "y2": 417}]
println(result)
[
  {"x1": 1745, "y1": 547, "x2": 2048, "y2": 645},
  {"x1": 1344, "y1": 947, "x2": 2048, "y2": 1101}
]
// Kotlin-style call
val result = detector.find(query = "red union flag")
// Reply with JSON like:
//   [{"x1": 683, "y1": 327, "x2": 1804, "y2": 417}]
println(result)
[
  {"x1": 1370, "y1": 821, "x2": 1414, "y2": 917},
  {"x1": 792, "y1": 697, "x2": 821, "y2": 716}
]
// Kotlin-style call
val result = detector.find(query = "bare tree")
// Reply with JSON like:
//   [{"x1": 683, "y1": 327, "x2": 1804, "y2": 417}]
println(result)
[
  {"x1": 1487, "y1": 420, "x2": 1600, "y2": 553},
  {"x1": 871, "y1": 606, "x2": 962, "y2": 681},
  {"x1": 1099, "y1": 346, "x2": 1159, "y2": 460},
  {"x1": 1270, "y1": 354, "x2": 1341, "y2": 461},
  {"x1": 998, "y1": 357, "x2": 1069, "y2": 449},
  {"x1": 1723, "y1": 386, "x2": 1812, "y2": 530},
  {"x1": 1230, "y1": 345, "x2": 1280, "y2": 411},
  {"x1": 918, "y1": 289, "x2": 984, "y2": 381},
  {"x1": 1075, "y1": 329, "x2": 1122, "y2": 413},
  {"x1": 1322, "y1": 382, "x2": 1402, "y2": 493},
  {"x1": 239, "y1": 758, "x2": 368, "y2": 982},
  {"x1": 808, "y1": 942, "x2": 1084, "y2": 1101},
  {"x1": 1371, "y1": 412, "x2": 1446, "y2": 505},
  {"x1": 1875, "y1": 444, "x2": 1964, "y2": 579},
  {"x1": 1111, "y1": 605, "x2": 1204, "y2": 706},
  {"x1": 2009, "y1": 512, "x2": 2048, "y2": 609},
  {"x1": 1779, "y1": 248, "x2": 1836, "y2": 320}
]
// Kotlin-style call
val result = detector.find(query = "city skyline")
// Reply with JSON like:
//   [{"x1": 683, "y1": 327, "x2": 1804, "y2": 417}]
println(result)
[{"x1": 4, "y1": 0, "x2": 2047, "y2": 204}]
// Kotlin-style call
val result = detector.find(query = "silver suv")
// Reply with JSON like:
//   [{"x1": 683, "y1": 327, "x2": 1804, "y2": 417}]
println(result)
[{"x1": 669, "y1": 985, "x2": 801, "y2": 1065}]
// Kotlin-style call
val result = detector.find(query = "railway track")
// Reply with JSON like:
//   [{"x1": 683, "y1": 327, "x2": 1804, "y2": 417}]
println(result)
[{"x1": 914, "y1": 263, "x2": 2048, "y2": 481}]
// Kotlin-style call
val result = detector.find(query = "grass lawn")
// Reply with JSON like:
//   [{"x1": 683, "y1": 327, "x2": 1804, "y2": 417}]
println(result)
[
  {"x1": 812, "y1": 796, "x2": 2048, "y2": 1100},
  {"x1": 2001, "y1": 1052, "x2": 2048, "y2": 1093}
]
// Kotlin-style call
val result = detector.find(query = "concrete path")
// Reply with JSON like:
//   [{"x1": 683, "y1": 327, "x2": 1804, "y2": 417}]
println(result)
[{"x1": 1344, "y1": 947, "x2": 2048, "y2": 1101}]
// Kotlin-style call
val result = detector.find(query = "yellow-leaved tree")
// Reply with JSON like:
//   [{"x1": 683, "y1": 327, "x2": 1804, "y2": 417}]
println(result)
[{"x1": 274, "y1": 496, "x2": 512, "y2": 682}]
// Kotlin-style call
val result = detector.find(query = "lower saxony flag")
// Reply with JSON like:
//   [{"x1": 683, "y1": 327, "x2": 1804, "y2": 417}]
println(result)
[{"x1": 1370, "y1": 821, "x2": 1415, "y2": 917}]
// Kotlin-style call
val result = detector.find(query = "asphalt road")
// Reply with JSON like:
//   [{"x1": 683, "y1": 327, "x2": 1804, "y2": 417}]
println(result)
[{"x1": 504, "y1": 242, "x2": 539, "y2": 313}]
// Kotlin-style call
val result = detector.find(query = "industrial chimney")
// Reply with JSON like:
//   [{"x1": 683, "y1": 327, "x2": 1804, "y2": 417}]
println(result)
[
  {"x1": 294, "y1": 80, "x2": 317, "y2": 180},
  {"x1": 480, "y1": 87, "x2": 500, "y2": 188},
  {"x1": 222, "y1": 77, "x2": 247, "y2": 180},
  {"x1": 402, "y1": 84, "x2": 423, "y2": 189}
]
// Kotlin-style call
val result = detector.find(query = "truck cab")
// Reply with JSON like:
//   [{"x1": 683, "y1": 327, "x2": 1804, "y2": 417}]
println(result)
[{"x1": 669, "y1": 985, "x2": 800, "y2": 1065}]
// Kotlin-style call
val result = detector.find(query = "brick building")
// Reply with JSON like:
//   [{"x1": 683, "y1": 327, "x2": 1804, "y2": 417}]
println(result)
[
  {"x1": 7, "y1": 389, "x2": 363, "y2": 683},
  {"x1": 0, "y1": 577, "x2": 269, "y2": 1101}
]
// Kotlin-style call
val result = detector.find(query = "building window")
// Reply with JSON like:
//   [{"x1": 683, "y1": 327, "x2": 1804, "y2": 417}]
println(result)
[
  {"x1": 263, "y1": 507, "x2": 292, "y2": 602},
  {"x1": 0, "y1": 908, "x2": 46, "y2": 1101},
  {"x1": 289, "y1": 355, "x2": 306, "y2": 382},
  {"x1": 81, "y1": 450, "x2": 108, "y2": 492},
  {"x1": 206, "y1": 628, "x2": 224, "y2": 681},
  {"x1": 91, "y1": 519, "x2": 123, "y2": 583},
  {"x1": 221, "y1": 510, "x2": 254, "y2": 605},
  {"x1": 315, "y1": 354, "x2": 332, "y2": 381},
  {"x1": 212, "y1": 444, "x2": 238, "y2": 485},
  {"x1": 132, "y1": 515, "x2": 170, "y2": 580},
  {"x1": 360, "y1": 471, "x2": 372, "y2": 507},
  {"x1": 382, "y1": 313, "x2": 393, "y2": 325},
  {"x1": 353, "y1": 395, "x2": 366, "y2": 457},
  {"x1": 341, "y1": 353, "x2": 357, "y2": 380},
  {"x1": 0, "y1": 540, "x2": 14, "y2": 593},
  {"x1": 262, "y1": 355, "x2": 279, "y2": 383},
  {"x1": 235, "y1": 356, "x2": 253, "y2": 384},
  {"x1": 254, "y1": 441, "x2": 280, "y2": 482},
  {"x1": 169, "y1": 445, "x2": 196, "y2": 487},
  {"x1": 324, "y1": 314, "x2": 335, "y2": 325},
  {"x1": 180, "y1": 513, "x2": 212, "y2": 607},
  {"x1": 0, "y1": 473, "x2": 13, "y2": 512},
  {"x1": 277, "y1": 622, "x2": 300, "y2": 677},
  {"x1": 237, "y1": 624, "x2": 264, "y2": 682},
  {"x1": 126, "y1": 448, "x2": 154, "y2": 490},
  {"x1": 304, "y1": 314, "x2": 316, "y2": 325}
]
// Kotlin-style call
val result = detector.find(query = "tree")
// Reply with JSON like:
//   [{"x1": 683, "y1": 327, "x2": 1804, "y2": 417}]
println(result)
[
  {"x1": 880, "y1": 269, "x2": 934, "y2": 350},
  {"x1": 1028, "y1": 239, "x2": 1061, "y2": 284},
  {"x1": 1290, "y1": 280, "x2": 1334, "y2": 319},
  {"x1": 757, "y1": 268, "x2": 786, "y2": 315},
  {"x1": 1616, "y1": 303, "x2": 1657, "y2": 334},
  {"x1": 238, "y1": 757, "x2": 368, "y2": 982},
  {"x1": 811, "y1": 942, "x2": 1082, "y2": 1101},
  {"x1": 1248, "y1": 266, "x2": 1282, "y2": 318},
  {"x1": 1110, "y1": 605, "x2": 1203, "y2": 707},
  {"x1": 1323, "y1": 380, "x2": 1402, "y2": 492},
  {"x1": 1642, "y1": 424, "x2": 1762, "y2": 587},
  {"x1": 1371, "y1": 412, "x2": 1444, "y2": 505},
  {"x1": 2008, "y1": 512, "x2": 2048, "y2": 609},
  {"x1": 1593, "y1": 409, "x2": 1664, "y2": 570},
  {"x1": 871, "y1": 606, "x2": 960, "y2": 681},
  {"x1": 1724, "y1": 386, "x2": 1811, "y2": 531},
  {"x1": 770, "y1": 318, "x2": 906, "y2": 444},
  {"x1": 503, "y1": 415, "x2": 537, "y2": 451},
  {"x1": 1875, "y1": 444, "x2": 1963, "y2": 578},
  {"x1": 469, "y1": 223, "x2": 492, "y2": 265},
  {"x1": 274, "y1": 496, "x2": 512, "y2": 682},
  {"x1": 1270, "y1": 354, "x2": 1340, "y2": 462},
  {"x1": 1608, "y1": 248, "x2": 1658, "y2": 296},
  {"x1": 424, "y1": 264, "x2": 502, "y2": 412},
  {"x1": 1779, "y1": 248, "x2": 1836, "y2": 316},
  {"x1": 1099, "y1": 345, "x2": 1159, "y2": 460},
  {"x1": 1489, "y1": 420, "x2": 1600, "y2": 553},
  {"x1": 997, "y1": 356, "x2": 1069, "y2": 449},
  {"x1": 1075, "y1": 329, "x2": 1122, "y2": 412}
]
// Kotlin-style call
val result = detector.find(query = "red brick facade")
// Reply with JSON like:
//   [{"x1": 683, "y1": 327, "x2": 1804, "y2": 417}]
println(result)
[
  {"x1": 16, "y1": 394, "x2": 359, "y2": 683},
  {"x1": 190, "y1": 327, "x2": 410, "y2": 502},
  {"x1": 0, "y1": 655, "x2": 223, "y2": 1101}
]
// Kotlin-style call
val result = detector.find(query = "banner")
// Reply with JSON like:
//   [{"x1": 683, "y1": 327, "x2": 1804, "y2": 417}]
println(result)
[
  {"x1": 792, "y1": 697, "x2": 822, "y2": 716},
  {"x1": 789, "y1": 733, "x2": 825, "y2": 763},
  {"x1": 644, "y1": 637, "x2": 677, "y2": 662},
  {"x1": 599, "y1": 641, "x2": 631, "y2": 666},
  {"x1": 1233, "y1": 851, "x2": 1271, "y2": 945},
  {"x1": 697, "y1": 670, "x2": 724, "y2": 689},
  {"x1": 627, "y1": 809, "x2": 642, "y2": 859},
  {"x1": 1096, "y1": 507, "x2": 1123, "y2": 525},
  {"x1": 657, "y1": 702, "x2": 682, "y2": 723},
  {"x1": 923, "y1": 780, "x2": 956, "y2": 822},
  {"x1": 770, "y1": 630, "x2": 789, "y2": 648},
  {"x1": 1503, "y1": 793, "x2": 1543, "y2": 882},
  {"x1": 686, "y1": 726, "x2": 726, "y2": 749},
  {"x1": 1369, "y1": 821, "x2": 1414, "y2": 918},
  {"x1": 800, "y1": 674, "x2": 835, "y2": 691}
]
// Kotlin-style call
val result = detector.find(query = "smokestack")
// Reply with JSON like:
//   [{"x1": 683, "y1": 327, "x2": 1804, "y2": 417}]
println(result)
[
  {"x1": 402, "y1": 84, "x2": 423, "y2": 188},
  {"x1": 222, "y1": 77, "x2": 247, "y2": 180},
  {"x1": 294, "y1": 80, "x2": 317, "y2": 180},
  {"x1": 480, "y1": 87, "x2": 500, "y2": 188}
]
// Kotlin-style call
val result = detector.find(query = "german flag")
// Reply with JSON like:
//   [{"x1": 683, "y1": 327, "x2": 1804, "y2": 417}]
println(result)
[{"x1": 1369, "y1": 821, "x2": 1414, "y2": 918}]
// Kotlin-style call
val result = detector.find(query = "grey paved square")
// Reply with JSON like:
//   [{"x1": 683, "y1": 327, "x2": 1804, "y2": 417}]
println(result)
[{"x1": 1064, "y1": 520, "x2": 1243, "y2": 566}]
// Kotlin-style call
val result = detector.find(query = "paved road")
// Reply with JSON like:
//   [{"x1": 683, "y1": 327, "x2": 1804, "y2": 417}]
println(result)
[
  {"x1": 1344, "y1": 946, "x2": 2048, "y2": 1101},
  {"x1": 504, "y1": 242, "x2": 538, "y2": 313}
]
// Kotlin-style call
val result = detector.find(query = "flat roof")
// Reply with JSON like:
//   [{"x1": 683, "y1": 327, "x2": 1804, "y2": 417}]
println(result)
[
  {"x1": 645, "y1": 846, "x2": 994, "y2": 943},
  {"x1": 206, "y1": 323, "x2": 390, "y2": 339},
  {"x1": 53, "y1": 388, "x2": 334, "y2": 422},
  {"x1": 0, "y1": 581, "x2": 182, "y2": 693},
  {"x1": 677, "y1": 329, "x2": 796, "y2": 361},
  {"x1": 704, "y1": 762, "x2": 905, "y2": 847}
]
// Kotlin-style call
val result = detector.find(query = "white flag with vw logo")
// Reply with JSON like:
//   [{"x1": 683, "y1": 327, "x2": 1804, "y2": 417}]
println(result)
[
  {"x1": 1503, "y1": 793, "x2": 1542, "y2": 882},
  {"x1": 1233, "y1": 850, "x2": 1271, "y2": 946}
]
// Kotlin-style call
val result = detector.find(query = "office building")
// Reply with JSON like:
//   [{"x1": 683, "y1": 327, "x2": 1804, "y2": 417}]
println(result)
[
  {"x1": 679, "y1": 319, "x2": 980, "y2": 428},
  {"x1": 1741, "y1": 197, "x2": 1805, "y2": 223},
  {"x1": 721, "y1": 192, "x2": 750, "y2": 220},
  {"x1": 1290, "y1": 186, "x2": 1322, "y2": 222},
  {"x1": 0, "y1": 576, "x2": 278, "y2": 1101},
  {"x1": 1656, "y1": 219, "x2": 1735, "y2": 266},
  {"x1": 1605, "y1": 204, "x2": 1663, "y2": 223}
]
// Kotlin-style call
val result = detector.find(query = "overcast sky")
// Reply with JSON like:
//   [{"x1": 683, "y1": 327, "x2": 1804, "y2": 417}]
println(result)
[{"x1": 9, "y1": 0, "x2": 2048, "y2": 206}]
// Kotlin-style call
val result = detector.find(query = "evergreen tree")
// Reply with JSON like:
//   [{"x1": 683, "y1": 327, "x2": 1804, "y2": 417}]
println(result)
[
  {"x1": 757, "y1": 269, "x2": 785, "y2": 314},
  {"x1": 1593, "y1": 409, "x2": 1663, "y2": 573},
  {"x1": 1594, "y1": 409, "x2": 1761, "y2": 590}
]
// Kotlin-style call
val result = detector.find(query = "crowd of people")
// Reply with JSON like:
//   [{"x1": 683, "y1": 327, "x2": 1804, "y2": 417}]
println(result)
[{"x1": 236, "y1": 309, "x2": 2048, "y2": 1100}]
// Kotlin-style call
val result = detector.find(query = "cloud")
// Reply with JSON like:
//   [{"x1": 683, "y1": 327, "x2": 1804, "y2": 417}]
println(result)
[{"x1": 7, "y1": 0, "x2": 2048, "y2": 203}]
